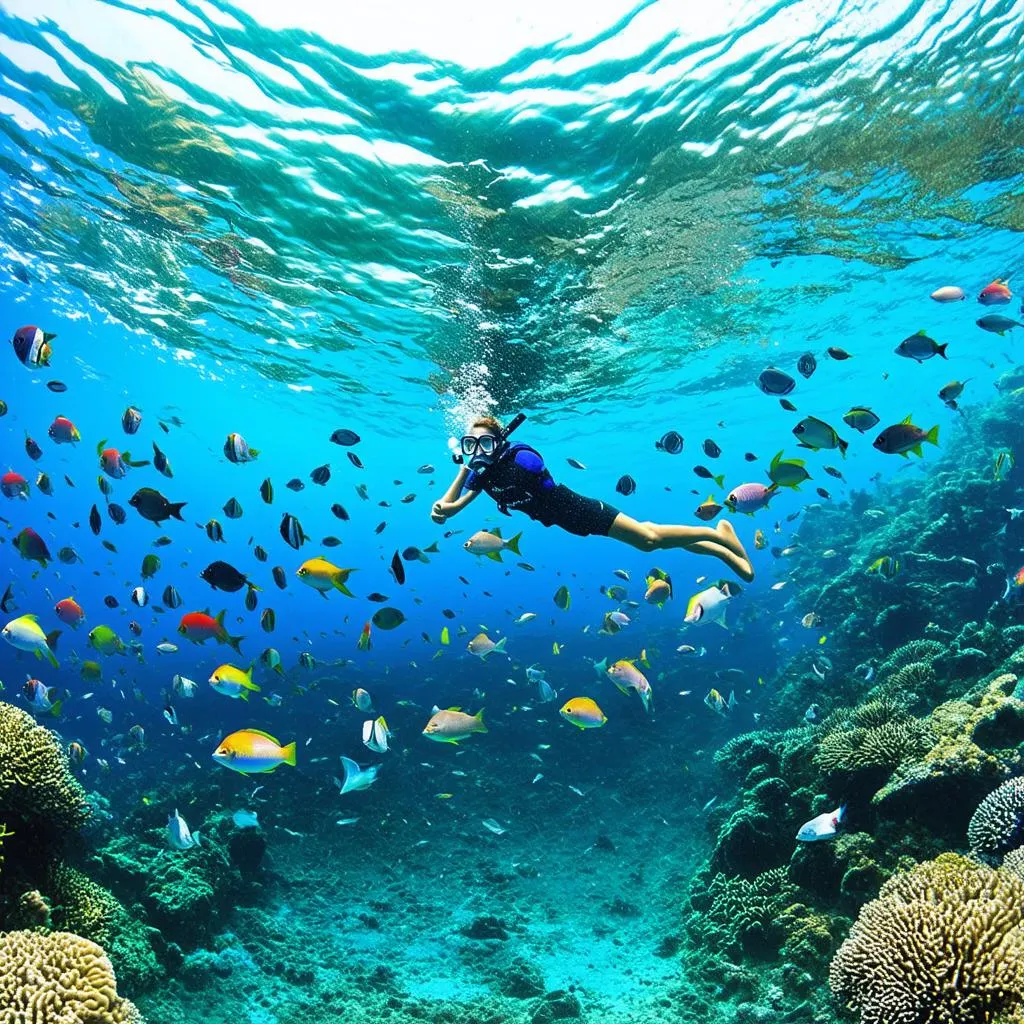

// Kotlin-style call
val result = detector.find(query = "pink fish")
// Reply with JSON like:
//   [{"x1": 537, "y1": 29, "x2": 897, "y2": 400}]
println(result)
[
  {"x1": 725, "y1": 482, "x2": 777, "y2": 515},
  {"x1": 978, "y1": 278, "x2": 1011, "y2": 306}
]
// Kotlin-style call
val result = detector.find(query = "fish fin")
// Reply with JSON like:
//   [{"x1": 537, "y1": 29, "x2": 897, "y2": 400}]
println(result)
[
  {"x1": 837, "y1": 438, "x2": 849, "y2": 459},
  {"x1": 43, "y1": 332, "x2": 57, "y2": 342},
  {"x1": 333, "y1": 578, "x2": 354, "y2": 597},
  {"x1": 713, "y1": 475, "x2": 725, "y2": 489},
  {"x1": 247, "y1": 581, "x2": 262, "y2": 593},
  {"x1": 506, "y1": 532, "x2": 522, "y2": 556},
  {"x1": 45, "y1": 629, "x2": 61, "y2": 652},
  {"x1": 45, "y1": 646, "x2": 59, "y2": 670},
  {"x1": 936, "y1": 343, "x2": 948, "y2": 359},
  {"x1": 227, "y1": 633, "x2": 245, "y2": 655},
  {"x1": 170, "y1": 502, "x2": 187, "y2": 520},
  {"x1": 273, "y1": 664, "x2": 284, "y2": 675},
  {"x1": 925, "y1": 425, "x2": 939, "y2": 446},
  {"x1": 281, "y1": 741, "x2": 296, "y2": 766},
  {"x1": 96, "y1": 439, "x2": 107, "y2": 457},
  {"x1": 769, "y1": 451, "x2": 782, "y2": 472},
  {"x1": 910, "y1": 445, "x2": 923, "y2": 458},
  {"x1": 901, "y1": 413, "x2": 913, "y2": 424},
  {"x1": 485, "y1": 551, "x2": 503, "y2": 562},
  {"x1": 491, "y1": 527, "x2": 502, "y2": 538},
  {"x1": 613, "y1": 682, "x2": 630, "y2": 696},
  {"x1": 493, "y1": 637, "x2": 507, "y2": 654},
  {"x1": 48, "y1": 699, "x2": 62, "y2": 717},
  {"x1": 240, "y1": 689, "x2": 249, "y2": 701},
  {"x1": 473, "y1": 708, "x2": 487, "y2": 733},
  {"x1": 250, "y1": 448, "x2": 260, "y2": 458}
]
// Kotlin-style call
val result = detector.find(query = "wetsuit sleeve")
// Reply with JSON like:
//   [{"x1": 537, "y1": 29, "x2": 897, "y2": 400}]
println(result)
[
  {"x1": 514, "y1": 449, "x2": 544, "y2": 474},
  {"x1": 462, "y1": 470, "x2": 482, "y2": 492}
]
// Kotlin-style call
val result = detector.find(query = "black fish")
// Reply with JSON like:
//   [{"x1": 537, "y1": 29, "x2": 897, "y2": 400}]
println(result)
[
  {"x1": 272, "y1": 566, "x2": 287, "y2": 589},
  {"x1": 154, "y1": 536, "x2": 172, "y2": 547},
  {"x1": 200, "y1": 560, "x2": 260, "y2": 594},
  {"x1": 517, "y1": 562, "x2": 535, "y2": 571},
  {"x1": 418, "y1": 464, "x2": 434, "y2": 474},
  {"x1": 162, "y1": 585, "x2": 182, "y2": 609},
  {"x1": 159, "y1": 421, "x2": 169, "y2": 433},
  {"x1": 442, "y1": 608, "x2": 456, "y2": 619},
  {"x1": 102, "y1": 540, "x2": 117, "y2": 553},
  {"x1": 355, "y1": 484, "x2": 369, "y2": 500},
  {"x1": 744, "y1": 452, "x2": 758, "y2": 462},
  {"x1": 286, "y1": 478, "x2": 305, "y2": 492},
  {"x1": 693, "y1": 466, "x2": 721, "y2": 481},
  {"x1": 375, "y1": 521, "x2": 386, "y2": 534},
  {"x1": 46, "y1": 380, "x2": 66, "y2": 393},
  {"x1": 320, "y1": 536, "x2": 341, "y2": 547},
  {"x1": 152, "y1": 442, "x2": 173, "y2": 478},
  {"x1": 310, "y1": 464, "x2": 331, "y2": 486},
  {"x1": 401, "y1": 493, "x2": 416, "y2": 504},
  {"x1": 104, "y1": 595, "x2": 119, "y2": 608},
  {"x1": 129, "y1": 488, "x2": 186, "y2": 524},
  {"x1": 58, "y1": 546, "x2": 80, "y2": 564},
  {"x1": 245, "y1": 588, "x2": 259, "y2": 612},
  {"x1": 253, "y1": 545, "x2": 268, "y2": 563},
  {"x1": 402, "y1": 547, "x2": 424, "y2": 561},
  {"x1": 703, "y1": 439, "x2": 722, "y2": 459},
  {"x1": 0, "y1": 400, "x2": 6, "y2": 416},
  {"x1": 816, "y1": 487, "x2": 832, "y2": 500},
  {"x1": 330, "y1": 429, "x2": 360, "y2": 446},
  {"x1": 348, "y1": 452, "x2": 364, "y2": 470},
  {"x1": 0, "y1": 583, "x2": 15, "y2": 612},
  {"x1": 779, "y1": 399, "x2": 797, "y2": 412},
  {"x1": 97, "y1": 476, "x2": 112, "y2": 497},
  {"x1": 89, "y1": 504, "x2": 102, "y2": 535},
  {"x1": 122, "y1": 406, "x2": 142, "y2": 434},
  {"x1": 390, "y1": 551, "x2": 405, "y2": 585},
  {"x1": 223, "y1": 497, "x2": 243, "y2": 519},
  {"x1": 331, "y1": 503, "x2": 349, "y2": 521},
  {"x1": 25, "y1": 435, "x2": 42, "y2": 460},
  {"x1": 64, "y1": 474, "x2": 74, "y2": 487},
  {"x1": 615, "y1": 475, "x2": 636, "y2": 496},
  {"x1": 378, "y1": 500, "x2": 391, "y2": 508},
  {"x1": 261, "y1": 608, "x2": 275, "y2": 632},
  {"x1": 367, "y1": 592, "x2": 388, "y2": 602},
  {"x1": 260, "y1": 478, "x2": 273, "y2": 504},
  {"x1": 655, "y1": 431, "x2": 683, "y2": 455},
  {"x1": 108, "y1": 503, "x2": 127, "y2": 525},
  {"x1": 206, "y1": 519, "x2": 224, "y2": 542},
  {"x1": 280, "y1": 513, "x2": 308, "y2": 550},
  {"x1": 756, "y1": 367, "x2": 796, "y2": 396},
  {"x1": 827, "y1": 347, "x2": 852, "y2": 360},
  {"x1": 797, "y1": 352, "x2": 816, "y2": 379},
  {"x1": 824, "y1": 465, "x2": 844, "y2": 480}
]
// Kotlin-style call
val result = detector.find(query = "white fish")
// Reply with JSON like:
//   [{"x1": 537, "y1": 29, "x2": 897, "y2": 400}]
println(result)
[
  {"x1": 804, "y1": 703, "x2": 821, "y2": 722},
  {"x1": 156, "y1": 642, "x2": 178, "y2": 654},
  {"x1": 130, "y1": 587, "x2": 148, "y2": 607},
  {"x1": 676, "y1": 645, "x2": 707, "y2": 656},
  {"x1": 526, "y1": 663, "x2": 546, "y2": 683},
  {"x1": 167, "y1": 809, "x2": 200, "y2": 850},
  {"x1": 612, "y1": 569, "x2": 630, "y2": 581},
  {"x1": 796, "y1": 805, "x2": 845, "y2": 842},
  {"x1": 1007, "y1": 508, "x2": 1024, "y2": 520},
  {"x1": 482, "y1": 818, "x2": 506, "y2": 835},
  {"x1": 362, "y1": 716, "x2": 391, "y2": 754},
  {"x1": 335, "y1": 756, "x2": 380, "y2": 794},
  {"x1": 352, "y1": 687, "x2": 373, "y2": 712},
  {"x1": 770, "y1": 581, "x2": 788, "y2": 590},
  {"x1": 336, "y1": 817, "x2": 359, "y2": 826},
  {"x1": 514, "y1": 612, "x2": 537, "y2": 625},
  {"x1": 684, "y1": 583, "x2": 735, "y2": 627},
  {"x1": 537, "y1": 679, "x2": 557, "y2": 703},
  {"x1": 701, "y1": 796, "x2": 718, "y2": 812},
  {"x1": 232, "y1": 809, "x2": 260, "y2": 829}
]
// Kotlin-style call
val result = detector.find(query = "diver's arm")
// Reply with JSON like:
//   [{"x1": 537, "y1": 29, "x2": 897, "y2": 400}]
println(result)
[
  {"x1": 431, "y1": 468, "x2": 478, "y2": 522},
  {"x1": 440, "y1": 467, "x2": 470, "y2": 505}
]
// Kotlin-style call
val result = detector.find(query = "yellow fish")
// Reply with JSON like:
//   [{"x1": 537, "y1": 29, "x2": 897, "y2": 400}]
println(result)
[
  {"x1": 440, "y1": 626, "x2": 450, "y2": 646},
  {"x1": 422, "y1": 707, "x2": 487, "y2": 744},
  {"x1": 559, "y1": 697, "x2": 607, "y2": 729},
  {"x1": 295, "y1": 557, "x2": 355, "y2": 597},
  {"x1": 208, "y1": 663, "x2": 261, "y2": 701},
  {"x1": 212, "y1": 729, "x2": 296, "y2": 774}
]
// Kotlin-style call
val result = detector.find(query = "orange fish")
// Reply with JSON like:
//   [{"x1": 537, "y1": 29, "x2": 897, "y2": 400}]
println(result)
[
  {"x1": 54, "y1": 597, "x2": 85, "y2": 628},
  {"x1": 978, "y1": 278, "x2": 1012, "y2": 306},
  {"x1": 177, "y1": 610, "x2": 243, "y2": 654}
]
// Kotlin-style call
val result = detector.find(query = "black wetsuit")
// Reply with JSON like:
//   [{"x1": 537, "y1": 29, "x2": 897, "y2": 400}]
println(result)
[{"x1": 464, "y1": 444, "x2": 620, "y2": 538}]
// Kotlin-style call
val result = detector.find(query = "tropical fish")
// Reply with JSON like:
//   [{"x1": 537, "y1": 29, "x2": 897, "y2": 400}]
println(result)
[
  {"x1": 463, "y1": 528, "x2": 522, "y2": 561},
  {"x1": 793, "y1": 416, "x2": 848, "y2": 456},
  {"x1": 122, "y1": 406, "x2": 142, "y2": 434},
  {"x1": 559, "y1": 697, "x2": 606, "y2": 729},
  {"x1": 797, "y1": 352, "x2": 816, "y2": 378},
  {"x1": 756, "y1": 367, "x2": 796, "y2": 396},
  {"x1": 362, "y1": 716, "x2": 391, "y2": 753},
  {"x1": 352, "y1": 688, "x2": 373, "y2": 712},
  {"x1": 978, "y1": 278, "x2": 1012, "y2": 305},
  {"x1": 296, "y1": 557, "x2": 355, "y2": 597},
  {"x1": 976, "y1": 314, "x2": 1022, "y2": 334},
  {"x1": 553, "y1": 585, "x2": 571, "y2": 611},
  {"x1": 894, "y1": 330, "x2": 947, "y2": 362},
  {"x1": 725, "y1": 482, "x2": 777, "y2": 515},
  {"x1": 685, "y1": 582, "x2": 738, "y2": 628},
  {"x1": 796, "y1": 805, "x2": 845, "y2": 842},
  {"x1": 47, "y1": 415, "x2": 80, "y2": 444},
  {"x1": 1, "y1": 471, "x2": 29, "y2": 499},
  {"x1": 372, "y1": 607, "x2": 406, "y2": 630},
  {"x1": 23, "y1": 678, "x2": 61, "y2": 716},
  {"x1": 200, "y1": 560, "x2": 259, "y2": 594},
  {"x1": 177, "y1": 610, "x2": 244, "y2": 653},
  {"x1": 930, "y1": 285, "x2": 964, "y2": 302},
  {"x1": 172, "y1": 674, "x2": 199, "y2": 697},
  {"x1": 129, "y1": 488, "x2": 186, "y2": 524},
  {"x1": 615, "y1": 475, "x2": 636, "y2": 496},
  {"x1": 872, "y1": 416, "x2": 939, "y2": 457},
  {"x1": 224, "y1": 432, "x2": 259, "y2": 463},
  {"x1": 212, "y1": 729, "x2": 296, "y2": 774},
  {"x1": 330, "y1": 428, "x2": 360, "y2": 446},
  {"x1": 467, "y1": 633, "x2": 507, "y2": 658},
  {"x1": 422, "y1": 707, "x2": 487, "y2": 744},
  {"x1": 655, "y1": 431, "x2": 683, "y2": 454},
  {"x1": 866, "y1": 555, "x2": 901, "y2": 579},
  {"x1": 938, "y1": 379, "x2": 969, "y2": 410},
  {"x1": 607, "y1": 660, "x2": 653, "y2": 713},
  {"x1": 209, "y1": 662, "x2": 261, "y2": 701},
  {"x1": 14, "y1": 528, "x2": 50, "y2": 566},
  {"x1": 754, "y1": 529, "x2": 766, "y2": 550},
  {"x1": 88, "y1": 624, "x2": 125, "y2": 656},
  {"x1": 695, "y1": 495, "x2": 722, "y2": 521},
  {"x1": 994, "y1": 449, "x2": 1015, "y2": 482},
  {"x1": 167, "y1": 809, "x2": 201, "y2": 850},
  {"x1": 11, "y1": 325, "x2": 55, "y2": 367},
  {"x1": 842, "y1": 407, "x2": 880, "y2": 434},
  {"x1": 336, "y1": 756, "x2": 379, "y2": 794},
  {"x1": 767, "y1": 451, "x2": 810, "y2": 490},
  {"x1": 703, "y1": 688, "x2": 727, "y2": 715},
  {"x1": 827, "y1": 347, "x2": 852, "y2": 360},
  {"x1": 644, "y1": 571, "x2": 672, "y2": 606}
]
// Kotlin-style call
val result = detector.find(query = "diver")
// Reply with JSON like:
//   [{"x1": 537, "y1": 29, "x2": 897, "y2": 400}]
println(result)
[{"x1": 432, "y1": 414, "x2": 754, "y2": 581}]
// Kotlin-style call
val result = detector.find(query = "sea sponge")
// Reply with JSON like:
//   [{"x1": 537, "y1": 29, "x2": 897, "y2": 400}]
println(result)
[
  {"x1": 829, "y1": 853, "x2": 1024, "y2": 1024},
  {"x1": 968, "y1": 777, "x2": 1024, "y2": 862},
  {"x1": 0, "y1": 929, "x2": 142, "y2": 1023},
  {"x1": 0, "y1": 700, "x2": 89, "y2": 832}
]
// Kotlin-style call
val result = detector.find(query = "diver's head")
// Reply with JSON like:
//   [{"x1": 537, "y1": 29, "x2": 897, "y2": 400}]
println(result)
[{"x1": 461, "y1": 415, "x2": 505, "y2": 471}]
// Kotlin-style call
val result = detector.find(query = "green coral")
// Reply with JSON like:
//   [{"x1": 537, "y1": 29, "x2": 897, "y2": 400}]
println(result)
[
  {"x1": 777, "y1": 902, "x2": 839, "y2": 970},
  {"x1": 830, "y1": 853, "x2": 1024, "y2": 1024},
  {"x1": 877, "y1": 640, "x2": 945, "y2": 675}
]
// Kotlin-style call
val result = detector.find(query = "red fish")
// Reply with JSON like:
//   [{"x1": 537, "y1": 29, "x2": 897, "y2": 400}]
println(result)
[
  {"x1": 978, "y1": 279, "x2": 1012, "y2": 306},
  {"x1": 48, "y1": 416, "x2": 81, "y2": 444},
  {"x1": 97, "y1": 439, "x2": 147, "y2": 479},
  {"x1": 15, "y1": 527, "x2": 50, "y2": 566},
  {"x1": 54, "y1": 597, "x2": 85, "y2": 627},
  {"x1": 1, "y1": 471, "x2": 29, "y2": 499},
  {"x1": 177, "y1": 609, "x2": 243, "y2": 654}
]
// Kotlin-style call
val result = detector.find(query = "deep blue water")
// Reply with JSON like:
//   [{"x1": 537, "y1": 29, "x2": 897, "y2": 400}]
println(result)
[{"x1": 0, "y1": 0, "x2": 1022, "y2": 1020}]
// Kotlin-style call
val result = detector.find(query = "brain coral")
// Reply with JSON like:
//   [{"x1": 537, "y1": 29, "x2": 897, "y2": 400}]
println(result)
[
  {"x1": 829, "y1": 853, "x2": 1024, "y2": 1024},
  {"x1": 0, "y1": 700, "x2": 89, "y2": 832},
  {"x1": 0, "y1": 930, "x2": 141, "y2": 1023},
  {"x1": 968, "y1": 777, "x2": 1024, "y2": 862}
]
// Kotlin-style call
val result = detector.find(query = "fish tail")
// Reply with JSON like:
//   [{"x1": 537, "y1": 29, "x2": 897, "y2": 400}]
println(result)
[
  {"x1": 506, "y1": 532, "x2": 523, "y2": 556},
  {"x1": 227, "y1": 633, "x2": 245, "y2": 655},
  {"x1": 713, "y1": 474, "x2": 725, "y2": 489},
  {"x1": 48, "y1": 699, "x2": 62, "y2": 717},
  {"x1": 44, "y1": 646, "x2": 59, "y2": 670},
  {"x1": 281, "y1": 741, "x2": 297, "y2": 766},
  {"x1": 332, "y1": 575, "x2": 354, "y2": 597},
  {"x1": 240, "y1": 689, "x2": 250, "y2": 701},
  {"x1": 936, "y1": 343, "x2": 948, "y2": 359},
  {"x1": 473, "y1": 709, "x2": 488, "y2": 733},
  {"x1": 250, "y1": 448, "x2": 260, "y2": 459},
  {"x1": 837, "y1": 437, "x2": 849, "y2": 458},
  {"x1": 169, "y1": 502, "x2": 187, "y2": 520},
  {"x1": 925, "y1": 425, "x2": 940, "y2": 447},
  {"x1": 493, "y1": 636, "x2": 508, "y2": 655},
  {"x1": 45, "y1": 629, "x2": 61, "y2": 652},
  {"x1": 247, "y1": 581, "x2": 262, "y2": 593},
  {"x1": 273, "y1": 663, "x2": 284, "y2": 675}
]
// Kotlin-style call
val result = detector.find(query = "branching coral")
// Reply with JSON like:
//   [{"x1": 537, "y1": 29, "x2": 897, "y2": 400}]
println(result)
[
  {"x1": 0, "y1": 700, "x2": 89, "y2": 832},
  {"x1": 877, "y1": 640, "x2": 945, "y2": 675},
  {"x1": 815, "y1": 716, "x2": 933, "y2": 775},
  {"x1": 829, "y1": 853, "x2": 1024, "y2": 1024},
  {"x1": 968, "y1": 777, "x2": 1024, "y2": 862},
  {"x1": 0, "y1": 930, "x2": 142, "y2": 1023}
]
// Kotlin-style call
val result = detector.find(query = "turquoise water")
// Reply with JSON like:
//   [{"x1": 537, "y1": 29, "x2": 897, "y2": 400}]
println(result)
[{"x1": 0, "y1": 1, "x2": 1023, "y2": 1022}]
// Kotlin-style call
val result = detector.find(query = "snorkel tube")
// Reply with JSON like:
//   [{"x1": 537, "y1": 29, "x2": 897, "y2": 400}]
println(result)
[{"x1": 449, "y1": 412, "x2": 527, "y2": 467}]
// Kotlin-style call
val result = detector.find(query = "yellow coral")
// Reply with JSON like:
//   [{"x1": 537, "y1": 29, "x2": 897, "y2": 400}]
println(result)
[
  {"x1": 830, "y1": 853, "x2": 1024, "y2": 1024},
  {"x1": 0, "y1": 700, "x2": 89, "y2": 832},
  {"x1": 49, "y1": 863, "x2": 121, "y2": 946},
  {"x1": 0, "y1": 930, "x2": 141, "y2": 1023}
]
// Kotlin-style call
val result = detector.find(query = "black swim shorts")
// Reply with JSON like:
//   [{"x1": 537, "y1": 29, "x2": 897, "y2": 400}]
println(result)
[{"x1": 530, "y1": 485, "x2": 620, "y2": 537}]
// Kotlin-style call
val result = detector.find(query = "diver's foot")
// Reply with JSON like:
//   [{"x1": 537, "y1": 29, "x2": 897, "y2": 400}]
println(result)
[
  {"x1": 734, "y1": 557, "x2": 755, "y2": 584},
  {"x1": 715, "y1": 518, "x2": 745, "y2": 556}
]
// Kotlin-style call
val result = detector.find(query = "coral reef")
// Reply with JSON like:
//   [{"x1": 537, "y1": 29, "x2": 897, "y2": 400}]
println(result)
[
  {"x1": 968, "y1": 777, "x2": 1024, "y2": 863},
  {"x1": 0, "y1": 929, "x2": 142, "y2": 1023},
  {"x1": 830, "y1": 853, "x2": 1024, "y2": 1024}
]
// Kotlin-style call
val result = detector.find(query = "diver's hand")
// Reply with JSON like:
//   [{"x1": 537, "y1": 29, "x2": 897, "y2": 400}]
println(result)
[{"x1": 431, "y1": 501, "x2": 450, "y2": 524}]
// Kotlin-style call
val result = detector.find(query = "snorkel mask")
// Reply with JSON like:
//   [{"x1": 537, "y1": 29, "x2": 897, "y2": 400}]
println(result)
[{"x1": 449, "y1": 412, "x2": 526, "y2": 473}]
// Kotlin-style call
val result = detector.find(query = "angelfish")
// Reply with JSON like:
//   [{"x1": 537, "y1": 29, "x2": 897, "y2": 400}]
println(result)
[{"x1": 167, "y1": 808, "x2": 201, "y2": 850}]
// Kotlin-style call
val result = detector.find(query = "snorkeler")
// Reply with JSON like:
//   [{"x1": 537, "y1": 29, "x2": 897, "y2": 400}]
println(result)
[{"x1": 431, "y1": 415, "x2": 754, "y2": 582}]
